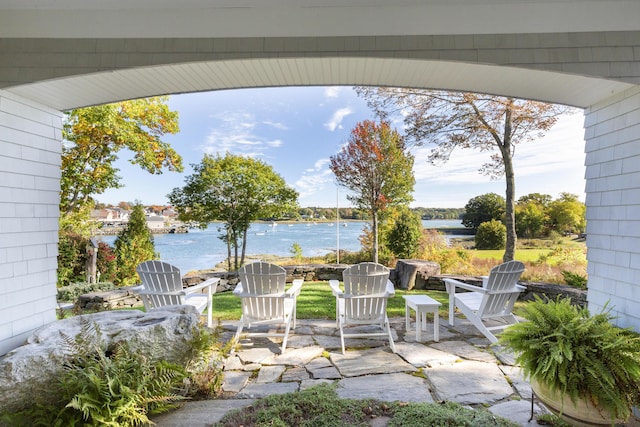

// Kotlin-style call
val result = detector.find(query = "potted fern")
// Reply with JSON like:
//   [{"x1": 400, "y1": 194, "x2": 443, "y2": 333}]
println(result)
[{"x1": 499, "y1": 297, "x2": 640, "y2": 426}]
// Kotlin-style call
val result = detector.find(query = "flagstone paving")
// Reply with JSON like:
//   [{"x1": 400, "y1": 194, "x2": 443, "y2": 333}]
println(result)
[{"x1": 153, "y1": 316, "x2": 549, "y2": 427}]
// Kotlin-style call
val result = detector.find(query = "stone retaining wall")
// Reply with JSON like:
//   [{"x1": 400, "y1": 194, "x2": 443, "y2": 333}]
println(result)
[{"x1": 71, "y1": 263, "x2": 586, "y2": 310}]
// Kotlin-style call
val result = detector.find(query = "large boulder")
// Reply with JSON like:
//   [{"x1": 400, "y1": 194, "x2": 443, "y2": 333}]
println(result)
[
  {"x1": 0, "y1": 306, "x2": 200, "y2": 414},
  {"x1": 395, "y1": 259, "x2": 441, "y2": 290}
]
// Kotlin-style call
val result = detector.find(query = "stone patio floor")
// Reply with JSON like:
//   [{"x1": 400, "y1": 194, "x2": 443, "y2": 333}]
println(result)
[{"x1": 151, "y1": 313, "x2": 569, "y2": 427}]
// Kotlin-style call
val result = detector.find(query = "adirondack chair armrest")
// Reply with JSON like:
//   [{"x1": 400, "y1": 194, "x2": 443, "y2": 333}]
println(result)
[
  {"x1": 443, "y1": 278, "x2": 486, "y2": 295},
  {"x1": 233, "y1": 282, "x2": 244, "y2": 295},
  {"x1": 185, "y1": 277, "x2": 220, "y2": 294},
  {"x1": 286, "y1": 279, "x2": 304, "y2": 297},
  {"x1": 131, "y1": 285, "x2": 144, "y2": 292},
  {"x1": 344, "y1": 292, "x2": 391, "y2": 300},
  {"x1": 329, "y1": 280, "x2": 343, "y2": 296},
  {"x1": 234, "y1": 292, "x2": 287, "y2": 299},
  {"x1": 386, "y1": 280, "x2": 395, "y2": 297},
  {"x1": 136, "y1": 288, "x2": 185, "y2": 297}
]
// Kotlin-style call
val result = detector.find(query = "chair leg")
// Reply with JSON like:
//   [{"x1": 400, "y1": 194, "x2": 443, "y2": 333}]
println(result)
[
  {"x1": 339, "y1": 323, "x2": 346, "y2": 355},
  {"x1": 457, "y1": 305, "x2": 499, "y2": 343},
  {"x1": 232, "y1": 318, "x2": 245, "y2": 353},
  {"x1": 385, "y1": 316, "x2": 396, "y2": 353},
  {"x1": 281, "y1": 316, "x2": 292, "y2": 353},
  {"x1": 292, "y1": 300, "x2": 297, "y2": 330},
  {"x1": 207, "y1": 298, "x2": 213, "y2": 328},
  {"x1": 449, "y1": 292, "x2": 456, "y2": 326}
]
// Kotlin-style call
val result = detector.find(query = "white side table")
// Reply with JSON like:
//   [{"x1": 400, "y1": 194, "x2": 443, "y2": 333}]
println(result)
[{"x1": 403, "y1": 295, "x2": 442, "y2": 342}]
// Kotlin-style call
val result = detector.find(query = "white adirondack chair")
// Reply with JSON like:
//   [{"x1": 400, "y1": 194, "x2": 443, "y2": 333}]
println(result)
[
  {"x1": 443, "y1": 260, "x2": 525, "y2": 343},
  {"x1": 135, "y1": 260, "x2": 219, "y2": 327},
  {"x1": 329, "y1": 262, "x2": 396, "y2": 354},
  {"x1": 233, "y1": 262, "x2": 303, "y2": 353}
]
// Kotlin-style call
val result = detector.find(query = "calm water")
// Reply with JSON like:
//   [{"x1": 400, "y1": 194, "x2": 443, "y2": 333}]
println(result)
[{"x1": 100, "y1": 219, "x2": 463, "y2": 273}]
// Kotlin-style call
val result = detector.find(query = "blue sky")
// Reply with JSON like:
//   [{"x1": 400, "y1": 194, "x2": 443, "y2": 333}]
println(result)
[{"x1": 99, "y1": 86, "x2": 586, "y2": 208}]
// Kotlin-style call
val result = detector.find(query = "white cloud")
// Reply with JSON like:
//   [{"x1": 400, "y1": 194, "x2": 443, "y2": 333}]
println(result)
[
  {"x1": 201, "y1": 110, "x2": 282, "y2": 158},
  {"x1": 324, "y1": 107, "x2": 353, "y2": 131},
  {"x1": 295, "y1": 158, "x2": 334, "y2": 199},
  {"x1": 263, "y1": 120, "x2": 288, "y2": 130},
  {"x1": 324, "y1": 87, "x2": 341, "y2": 98}
]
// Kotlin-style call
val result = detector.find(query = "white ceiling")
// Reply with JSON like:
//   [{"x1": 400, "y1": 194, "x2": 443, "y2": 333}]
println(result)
[
  {"x1": 6, "y1": 57, "x2": 634, "y2": 111},
  {"x1": 1, "y1": 1, "x2": 637, "y2": 110}
]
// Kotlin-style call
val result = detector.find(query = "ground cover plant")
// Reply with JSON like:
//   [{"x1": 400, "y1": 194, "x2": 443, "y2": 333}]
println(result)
[{"x1": 215, "y1": 382, "x2": 519, "y2": 427}]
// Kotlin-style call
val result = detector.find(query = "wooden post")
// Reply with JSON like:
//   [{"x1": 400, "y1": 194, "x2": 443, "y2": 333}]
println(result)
[{"x1": 86, "y1": 237, "x2": 99, "y2": 283}]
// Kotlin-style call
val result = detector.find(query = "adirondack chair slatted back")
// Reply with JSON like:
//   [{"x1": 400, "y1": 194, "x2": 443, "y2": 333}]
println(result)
[
  {"x1": 478, "y1": 260, "x2": 525, "y2": 317},
  {"x1": 238, "y1": 262, "x2": 287, "y2": 321},
  {"x1": 136, "y1": 260, "x2": 184, "y2": 309},
  {"x1": 342, "y1": 262, "x2": 390, "y2": 322}
]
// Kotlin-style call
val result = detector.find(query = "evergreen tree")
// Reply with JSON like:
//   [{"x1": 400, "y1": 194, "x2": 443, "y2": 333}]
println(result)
[
  {"x1": 386, "y1": 208, "x2": 423, "y2": 259},
  {"x1": 114, "y1": 204, "x2": 158, "y2": 286}
]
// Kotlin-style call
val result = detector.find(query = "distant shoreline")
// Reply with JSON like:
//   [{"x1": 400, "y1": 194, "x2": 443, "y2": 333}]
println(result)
[{"x1": 93, "y1": 219, "x2": 471, "y2": 237}]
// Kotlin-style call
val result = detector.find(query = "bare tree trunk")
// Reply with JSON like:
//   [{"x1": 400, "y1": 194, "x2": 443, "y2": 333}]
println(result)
[
  {"x1": 233, "y1": 230, "x2": 239, "y2": 271},
  {"x1": 240, "y1": 227, "x2": 247, "y2": 267},
  {"x1": 502, "y1": 107, "x2": 517, "y2": 262},
  {"x1": 225, "y1": 227, "x2": 232, "y2": 271},
  {"x1": 372, "y1": 210, "x2": 379, "y2": 263}
]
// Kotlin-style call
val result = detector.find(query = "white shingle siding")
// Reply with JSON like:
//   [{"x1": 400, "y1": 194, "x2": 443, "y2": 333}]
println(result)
[
  {"x1": 585, "y1": 86, "x2": 640, "y2": 331},
  {"x1": 0, "y1": 90, "x2": 61, "y2": 356}
]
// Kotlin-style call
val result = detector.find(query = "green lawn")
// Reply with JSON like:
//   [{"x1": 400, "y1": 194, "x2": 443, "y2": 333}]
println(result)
[{"x1": 211, "y1": 281, "x2": 450, "y2": 321}]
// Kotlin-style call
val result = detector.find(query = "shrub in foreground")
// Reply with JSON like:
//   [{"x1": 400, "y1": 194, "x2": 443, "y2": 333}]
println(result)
[{"x1": 1, "y1": 319, "x2": 227, "y2": 426}]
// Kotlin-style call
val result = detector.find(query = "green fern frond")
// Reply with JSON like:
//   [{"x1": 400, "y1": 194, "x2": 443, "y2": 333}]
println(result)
[{"x1": 500, "y1": 296, "x2": 640, "y2": 420}]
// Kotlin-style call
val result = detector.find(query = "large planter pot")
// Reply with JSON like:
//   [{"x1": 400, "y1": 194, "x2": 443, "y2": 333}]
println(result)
[{"x1": 531, "y1": 379, "x2": 625, "y2": 427}]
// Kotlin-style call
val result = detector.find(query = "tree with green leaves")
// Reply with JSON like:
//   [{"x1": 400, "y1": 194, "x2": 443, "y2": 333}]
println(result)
[
  {"x1": 114, "y1": 203, "x2": 158, "y2": 286},
  {"x1": 330, "y1": 120, "x2": 415, "y2": 263},
  {"x1": 61, "y1": 96, "x2": 183, "y2": 222},
  {"x1": 515, "y1": 201, "x2": 547, "y2": 238},
  {"x1": 515, "y1": 194, "x2": 551, "y2": 238},
  {"x1": 548, "y1": 192, "x2": 586, "y2": 235},
  {"x1": 58, "y1": 97, "x2": 181, "y2": 286},
  {"x1": 462, "y1": 193, "x2": 506, "y2": 230},
  {"x1": 168, "y1": 153, "x2": 299, "y2": 271},
  {"x1": 356, "y1": 87, "x2": 571, "y2": 262},
  {"x1": 385, "y1": 207, "x2": 423, "y2": 259}
]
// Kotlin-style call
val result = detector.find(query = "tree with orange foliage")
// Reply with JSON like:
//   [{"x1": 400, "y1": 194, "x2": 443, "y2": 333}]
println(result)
[
  {"x1": 356, "y1": 88, "x2": 572, "y2": 261},
  {"x1": 330, "y1": 120, "x2": 414, "y2": 263}
]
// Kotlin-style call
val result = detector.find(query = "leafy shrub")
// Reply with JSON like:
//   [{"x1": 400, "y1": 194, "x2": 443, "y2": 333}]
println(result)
[
  {"x1": 57, "y1": 233, "x2": 119, "y2": 287},
  {"x1": 385, "y1": 209, "x2": 422, "y2": 259},
  {"x1": 56, "y1": 281, "x2": 116, "y2": 303},
  {"x1": 290, "y1": 242, "x2": 303, "y2": 261},
  {"x1": 561, "y1": 270, "x2": 588, "y2": 288},
  {"x1": 182, "y1": 322, "x2": 229, "y2": 399},
  {"x1": 96, "y1": 241, "x2": 118, "y2": 283},
  {"x1": 57, "y1": 231, "x2": 88, "y2": 287},
  {"x1": 475, "y1": 220, "x2": 506, "y2": 250}
]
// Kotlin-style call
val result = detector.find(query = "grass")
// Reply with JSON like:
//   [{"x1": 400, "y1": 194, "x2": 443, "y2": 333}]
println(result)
[
  {"x1": 215, "y1": 382, "x2": 520, "y2": 427},
  {"x1": 211, "y1": 281, "x2": 450, "y2": 321}
]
